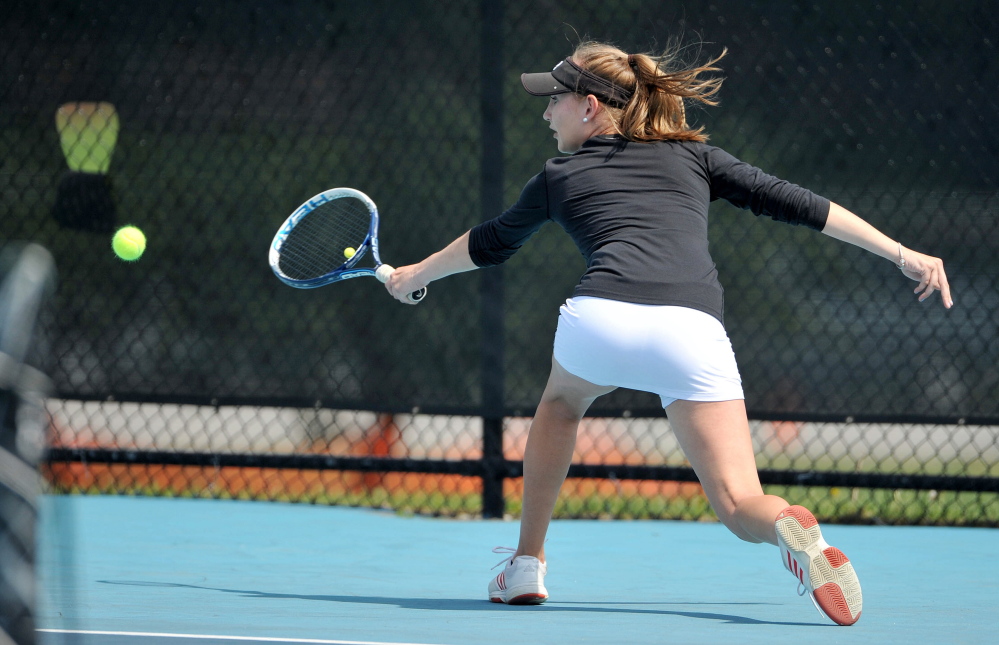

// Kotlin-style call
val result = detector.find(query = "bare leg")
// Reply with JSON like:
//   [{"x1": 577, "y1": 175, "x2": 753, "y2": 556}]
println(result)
[
  {"x1": 664, "y1": 399, "x2": 789, "y2": 544},
  {"x1": 515, "y1": 358, "x2": 615, "y2": 562},
  {"x1": 665, "y1": 398, "x2": 863, "y2": 625}
]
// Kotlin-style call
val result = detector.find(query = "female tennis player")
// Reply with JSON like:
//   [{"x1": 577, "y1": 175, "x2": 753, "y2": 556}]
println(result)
[{"x1": 384, "y1": 41, "x2": 952, "y2": 626}]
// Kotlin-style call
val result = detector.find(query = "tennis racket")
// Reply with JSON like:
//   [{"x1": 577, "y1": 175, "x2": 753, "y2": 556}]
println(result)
[{"x1": 269, "y1": 187, "x2": 426, "y2": 303}]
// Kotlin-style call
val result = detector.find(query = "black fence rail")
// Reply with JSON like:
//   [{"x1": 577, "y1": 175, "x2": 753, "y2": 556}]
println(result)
[
  {"x1": 2, "y1": 1, "x2": 997, "y2": 526},
  {"x1": 41, "y1": 402, "x2": 999, "y2": 525}
]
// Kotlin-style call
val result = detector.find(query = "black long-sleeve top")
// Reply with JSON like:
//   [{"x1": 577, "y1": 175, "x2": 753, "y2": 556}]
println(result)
[{"x1": 468, "y1": 135, "x2": 829, "y2": 323}]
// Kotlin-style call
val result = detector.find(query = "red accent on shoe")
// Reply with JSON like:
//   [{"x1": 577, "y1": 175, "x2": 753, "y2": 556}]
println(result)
[
  {"x1": 780, "y1": 505, "x2": 819, "y2": 528},
  {"x1": 508, "y1": 593, "x2": 548, "y2": 605},
  {"x1": 813, "y1": 583, "x2": 861, "y2": 626},
  {"x1": 496, "y1": 572, "x2": 506, "y2": 590},
  {"x1": 823, "y1": 547, "x2": 850, "y2": 569},
  {"x1": 490, "y1": 597, "x2": 503, "y2": 603},
  {"x1": 787, "y1": 555, "x2": 803, "y2": 582}
]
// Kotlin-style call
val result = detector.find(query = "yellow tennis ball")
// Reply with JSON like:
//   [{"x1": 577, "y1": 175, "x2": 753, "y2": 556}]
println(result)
[
  {"x1": 112, "y1": 226, "x2": 146, "y2": 261},
  {"x1": 344, "y1": 247, "x2": 355, "y2": 259}
]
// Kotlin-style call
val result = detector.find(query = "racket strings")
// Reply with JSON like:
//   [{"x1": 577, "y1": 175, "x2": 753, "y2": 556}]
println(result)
[{"x1": 278, "y1": 198, "x2": 372, "y2": 280}]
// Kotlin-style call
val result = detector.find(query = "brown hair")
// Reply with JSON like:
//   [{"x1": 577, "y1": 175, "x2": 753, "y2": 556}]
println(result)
[{"x1": 572, "y1": 41, "x2": 726, "y2": 143}]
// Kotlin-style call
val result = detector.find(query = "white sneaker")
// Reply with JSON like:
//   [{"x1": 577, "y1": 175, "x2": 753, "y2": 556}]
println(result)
[
  {"x1": 487, "y1": 547, "x2": 548, "y2": 605},
  {"x1": 775, "y1": 506, "x2": 863, "y2": 626}
]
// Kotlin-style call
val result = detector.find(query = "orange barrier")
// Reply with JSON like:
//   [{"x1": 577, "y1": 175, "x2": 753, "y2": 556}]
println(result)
[{"x1": 45, "y1": 413, "x2": 703, "y2": 508}]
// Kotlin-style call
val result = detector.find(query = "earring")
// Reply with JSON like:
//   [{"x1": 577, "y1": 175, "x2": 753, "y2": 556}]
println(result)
[{"x1": 582, "y1": 117, "x2": 589, "y2": 123}]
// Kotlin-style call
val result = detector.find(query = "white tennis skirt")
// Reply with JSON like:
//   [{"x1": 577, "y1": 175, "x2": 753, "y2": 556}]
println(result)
[{"x1": 553, "y1": 296, "x2": 744, "y2": 408}]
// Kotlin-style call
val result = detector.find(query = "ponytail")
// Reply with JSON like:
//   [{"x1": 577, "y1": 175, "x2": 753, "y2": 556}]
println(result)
[{"x1": 573, "y1": 42, "x2": 726, "y2": 143}]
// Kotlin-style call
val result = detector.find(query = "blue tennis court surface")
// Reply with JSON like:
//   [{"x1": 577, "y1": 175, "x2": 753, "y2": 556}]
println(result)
[{"x1": 37, "y1": 495, "x2": 996, "y2": 645}]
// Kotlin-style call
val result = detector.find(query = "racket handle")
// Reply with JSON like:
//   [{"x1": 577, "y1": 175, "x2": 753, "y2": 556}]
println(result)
[{"x1": 376, "y1": 264, "x2": 427, "y2": 304}]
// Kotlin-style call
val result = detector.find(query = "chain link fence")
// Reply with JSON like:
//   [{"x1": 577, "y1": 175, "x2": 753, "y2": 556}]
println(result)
[{"x1": 2, "y1": 1, "x2": 997, "y2": 526}]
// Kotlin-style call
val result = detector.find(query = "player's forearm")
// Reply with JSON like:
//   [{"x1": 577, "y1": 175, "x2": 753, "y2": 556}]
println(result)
[
  {"x1": 821, "y1": 202, "x2": 902, "y2": 263},
  {"x1": 415, "y1": 230, "x2": 479, "y2": 283}
]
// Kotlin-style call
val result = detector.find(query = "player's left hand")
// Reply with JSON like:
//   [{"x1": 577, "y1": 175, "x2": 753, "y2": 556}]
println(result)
[{"x1": 898, "y1": 247, "x2": 953, "y2": 308}]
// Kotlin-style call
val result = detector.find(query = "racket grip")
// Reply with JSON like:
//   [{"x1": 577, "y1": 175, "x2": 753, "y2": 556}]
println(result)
[
  {"x1": 374, "y1": 264, "x2": 394, "y2": 283},
  {"x1": 376, "y1": 264, "x2": 428, "y2": 304}
]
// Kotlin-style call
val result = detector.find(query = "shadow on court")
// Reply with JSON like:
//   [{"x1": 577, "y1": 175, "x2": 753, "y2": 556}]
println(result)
[{"x1": 98, "y1": 580, "x2": 829, "y2": 628}]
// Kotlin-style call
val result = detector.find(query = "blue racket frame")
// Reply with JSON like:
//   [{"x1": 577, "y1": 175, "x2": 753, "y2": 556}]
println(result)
[{"x1": 269, "y1": 187, "x2": 383, "y2": 289}]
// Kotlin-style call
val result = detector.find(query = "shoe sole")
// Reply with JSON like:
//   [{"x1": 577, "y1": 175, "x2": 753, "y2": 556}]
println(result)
[
  {"x1": 776, "y1": 506, "x2": 863, "y2": 626},
  {"x1": 490, "y1": 593, "x2": 548, "y2": 605},
  {"x1": 489, "y1": 582, "x2": 549, "y2": 605}
]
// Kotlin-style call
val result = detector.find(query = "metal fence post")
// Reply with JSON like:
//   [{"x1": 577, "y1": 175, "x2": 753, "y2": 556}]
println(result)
[{"x1": 479, "y1": 0, "x2": 506, "y2": 518}]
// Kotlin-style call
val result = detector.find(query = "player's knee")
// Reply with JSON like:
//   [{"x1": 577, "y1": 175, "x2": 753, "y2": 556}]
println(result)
[
  {"x1": 730, "y1": 525, "x2": 764, "y2": 544},
  {"x1": 716, "y1": 511, "x2": 756, "y2": 542},
  {"x1": 714, "y1": 501, "x2": 764, "y2": 544}
]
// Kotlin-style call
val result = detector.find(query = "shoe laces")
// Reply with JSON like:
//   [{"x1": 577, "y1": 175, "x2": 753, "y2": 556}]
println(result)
[
  {"x1": 781, "y1": 545, "x2": 810, "y2": 597},
  {"x1": 802, "y1": 586, "x2": 825, "y2": 617},
  {"x1": 491, "y1": 546, "x2": 516, "y2": 570},
  {"x1": 791, "y1": 578, "x2": 824, "y2": 617}
]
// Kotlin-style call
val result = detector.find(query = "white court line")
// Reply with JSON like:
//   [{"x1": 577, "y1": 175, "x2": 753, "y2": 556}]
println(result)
[{"x1": 37, "y1": 630, "x2": 443, "y2": 645}]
